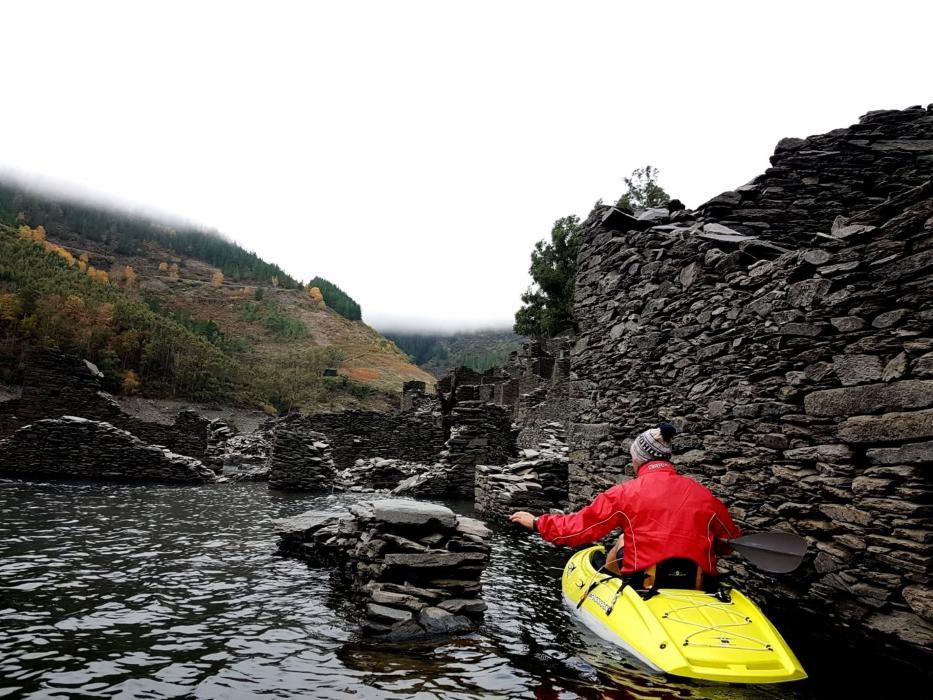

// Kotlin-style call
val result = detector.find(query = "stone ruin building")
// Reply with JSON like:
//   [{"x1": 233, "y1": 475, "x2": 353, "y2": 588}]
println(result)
[{"x1": 565, "y1": 105, "x2": 933, "y2": 673}]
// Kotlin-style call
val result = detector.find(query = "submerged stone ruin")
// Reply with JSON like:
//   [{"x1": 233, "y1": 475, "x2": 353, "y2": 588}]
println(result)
[
  {"x1": 0, "y1": 349, "x2": 213, "y2": 460},
  {"x1": 566, "y1": 105, "x2": 933, "y2": 671},
  {"x1": 276, "y1": 499, "x2": 491, "y2": 640},
  {"x1": 266, "y1": 416, "x2": 338, "y2": 491},
  {"x1": 205, "y1": 420, "x2": 274, "y2": 481},
  {"x1": 475, "y1": 422, "x2": 569, "y2": 518},
  {"x1": 3, "y1": 102, "x2": 928, "y2": 675},
  {"x1": 339, "y1": 457, "x2": 427, "y2": 491},
  {"x1": 0, "y1": 416, "x2": 216, "y2": 483}
]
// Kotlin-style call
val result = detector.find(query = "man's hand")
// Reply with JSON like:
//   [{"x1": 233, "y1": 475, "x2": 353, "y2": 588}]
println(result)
[{"x1": 509, "y1": 511, "x2": 535, "y2": 530}]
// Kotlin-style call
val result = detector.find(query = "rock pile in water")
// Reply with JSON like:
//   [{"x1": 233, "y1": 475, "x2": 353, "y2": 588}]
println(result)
[
  {"x1": 391, "y1": 462, "x2": 449, "y2": 498},
  {"x1": 0, "y1": 416, "x2": 216, "y2": 483},
  {"x1": 276, "y1": 499, "x2": 491, "y2": 640},
  {"x1": 338, "y1": 457, "x2": 428, "y2": 491},
  {"x1": 475, "y1": 422, "x2": 569, "y2": 518},
  {"x1": 267, "y1": 415, "x2": 337, "y2": 491}
]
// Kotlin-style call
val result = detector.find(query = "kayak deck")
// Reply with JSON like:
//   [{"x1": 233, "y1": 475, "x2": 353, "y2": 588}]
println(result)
[{"x1": 563, "y1": 546, "x2": 807, "y2": 684}]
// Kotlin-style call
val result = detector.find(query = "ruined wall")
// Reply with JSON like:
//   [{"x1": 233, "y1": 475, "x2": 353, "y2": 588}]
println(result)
[
  {"x1": 698, "y1": 105, "x2": 933, "y2": 242},
  {"x1": 0, "y1": 416, "x2": 216, "y2": 483},
  {"x1": 567, "y1": 106, "x2": 933, "y2": 670},
  {"x1": 267, "y1": 417, "x2": 337, "y2": 491},
  {"x1": 1, "y1": 349, "x2": 210, "y2": 459},
  {"x1": 301, "y1": 410, "x2": 445, "y2": 468},
  {"x1": 512, "y1": 338, "x2": 575, "y2": 449}
]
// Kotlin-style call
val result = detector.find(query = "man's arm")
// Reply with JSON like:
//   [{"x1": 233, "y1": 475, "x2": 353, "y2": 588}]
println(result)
[
  {"x1": 711, "y1": 497, "x2": 742, "y2": 554},
  {"x1": 511, "y1": 485, "x2": 628, "y2": 548}
]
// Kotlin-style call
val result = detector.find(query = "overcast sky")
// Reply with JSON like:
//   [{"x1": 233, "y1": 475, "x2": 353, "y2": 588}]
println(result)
[{"x1": 1, "y1": 1, "x2": 930, "y2": 332}]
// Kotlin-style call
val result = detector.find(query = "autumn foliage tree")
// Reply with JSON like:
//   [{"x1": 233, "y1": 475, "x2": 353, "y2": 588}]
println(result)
[
  {"x1": 308, "y1": 286, "x2": 325, "y2": 308},
  {"x1": 212, "y1": 270, "x2": 224, "y2": 288},
  {"x1": 0, "y1": 292, "x2": 21, "y2": 321}
]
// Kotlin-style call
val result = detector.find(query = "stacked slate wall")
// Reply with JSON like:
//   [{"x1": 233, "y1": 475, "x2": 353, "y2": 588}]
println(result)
[
  {"x1": 697, "y1": 105, "x2": 933, "y2": 243},
  {"x1": 267, "y1": 417, "x2": 337, "y2": 491},
  {"x1": 276, "y1": 500, "x2": 491, "y2": 640},
  {"x1": 567, "y1": 106, "x2": 933, "y2": 671},
  {"x1": 301, "y1": 410, "x2": 445, "y2": 468},
  {"x1": 1, "y1": 349, "x2": 210, "y2": 460},
  {"x1": 0, "y1": 416, "x2": 216, "y2": 483}
]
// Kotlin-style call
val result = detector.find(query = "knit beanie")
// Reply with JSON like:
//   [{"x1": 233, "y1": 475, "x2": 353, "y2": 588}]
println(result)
[{"x1": 630, "y1": 423, "x2": 677, "y2": 463}]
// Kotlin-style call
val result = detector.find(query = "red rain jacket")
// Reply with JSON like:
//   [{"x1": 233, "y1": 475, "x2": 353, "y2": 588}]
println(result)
[{"x1": 536, "y1": 460, "x2": 741, "y2": 574}]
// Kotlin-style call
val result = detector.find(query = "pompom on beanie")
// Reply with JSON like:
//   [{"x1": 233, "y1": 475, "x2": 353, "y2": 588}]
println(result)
[{"x1": 630, "y1": 423, "x2": 677, "y2": 463}]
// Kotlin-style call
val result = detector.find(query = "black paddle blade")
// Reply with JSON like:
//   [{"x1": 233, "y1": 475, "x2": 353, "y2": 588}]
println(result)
[{"x1": 727, "y1": 533, "x2": 808, "y2": 573}]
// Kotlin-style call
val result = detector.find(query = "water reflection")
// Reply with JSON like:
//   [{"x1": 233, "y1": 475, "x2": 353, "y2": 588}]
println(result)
[{"x1": 0, "y1": 479, "x2": 879, "y2": 698}]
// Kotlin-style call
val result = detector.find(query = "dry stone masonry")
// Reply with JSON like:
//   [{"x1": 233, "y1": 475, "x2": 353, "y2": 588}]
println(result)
[
  {"x1": 266, "y1": 415, "x2": 337, "y2": 491},
  {"x1": 0, "y1": 349, "x2": 212, "y2": 460},
  {"x1": 567, "y1": 105, "x2": 933, "y2": 672},
  {"x1": 0, "y1": 416, "x2": 216, "y2": 483},
  {"x1": 475, "y1": 422, "x2": 570, "y2": 518},
  {"x1": 339, "y1": 457, "x2": 428, "y2": 492},
  {"x1": 206, "y1": 420, "x2": 274, "y2": 481},
  {"x1": 299, "y1": 409, "x2": 445, "y2": 468},
  {"x1": 276, "y1": 499, "x2": 491, "y2": 640}
]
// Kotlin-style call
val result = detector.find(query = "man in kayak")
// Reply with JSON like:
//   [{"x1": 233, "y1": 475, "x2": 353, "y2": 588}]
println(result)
[{"x1": 510, "y1": 423, "x2": 741, "y2": 588}]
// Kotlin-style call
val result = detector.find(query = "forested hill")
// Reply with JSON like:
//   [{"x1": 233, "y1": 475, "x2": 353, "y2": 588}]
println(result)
[
  {"x1": 384, "y1": 330, "x2": 525, "y2": 378},
  {"x1": 0, "y1": 179, "x2": 433, "y2": 411},
  {"x1": 0, "y1": 181, "x2": 299, "y2": 289}
]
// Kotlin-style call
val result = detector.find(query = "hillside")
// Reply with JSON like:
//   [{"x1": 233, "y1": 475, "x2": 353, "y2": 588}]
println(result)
[
  {"x1": 384, "y1": 329, "x2": 525, "y2": 378},
  {"x1": 0, "y1": 181, "x2": 434, "y2": 412}
]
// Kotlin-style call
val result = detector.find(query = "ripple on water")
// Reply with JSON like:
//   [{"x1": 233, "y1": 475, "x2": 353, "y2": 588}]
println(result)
[{"x1": 0, "y1": 478, "x2": 850, "y2": 699}]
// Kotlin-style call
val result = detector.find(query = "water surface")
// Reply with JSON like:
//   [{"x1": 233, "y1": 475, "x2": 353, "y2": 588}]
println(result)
[{"x1": 0, "y1": 480, "x2": 891, "y2": 698}]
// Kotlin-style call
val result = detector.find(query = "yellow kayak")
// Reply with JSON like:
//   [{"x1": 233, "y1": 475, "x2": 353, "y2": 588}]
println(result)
[{"x1": 562, "y1": 546, "x2": 807, "y2": 684}]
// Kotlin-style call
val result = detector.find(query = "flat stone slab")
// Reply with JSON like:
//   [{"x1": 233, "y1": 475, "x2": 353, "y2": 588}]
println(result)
[
  {"x1": 839, "y1": 408, "x2": 933, "y2": 443},
  {"x1": 699, "y1": 223, "x2": 755, "y2": 242},
  {"x1": 384, "y1": 551, "x2": 486, "y2": 568},
  {"x1": 371, "y1": 499, "x2": 457, "y2": 529},
  {"x1": 804, "y1": 381, "x2": 933, "y2": 417},
  {"x1": 456, "y1": 516, "x2": 492, "y2": 539},
  {"x1": 274, "y1": 511, "x2": 344, "y2": 534}
]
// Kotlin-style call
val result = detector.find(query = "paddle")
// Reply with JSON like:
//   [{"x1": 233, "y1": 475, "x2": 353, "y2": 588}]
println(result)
[{"x1": 726, "y1": 533, "x2": 808, "y2": 573}]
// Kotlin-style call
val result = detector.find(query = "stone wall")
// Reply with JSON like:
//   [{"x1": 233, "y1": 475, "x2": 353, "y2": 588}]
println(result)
[
  {"x1": 267, "y1": 416, "x2": 337, "y2": 491},
  {"x1": 475, "y1": 422, "x2": 569, "y2": 518},
  {"x1": 390, "y1": 402, "x2": 515, "y2": 500},
  {"x1": 301, "y1": 410, "x2": 445, "y2": 468},
  {"x1": 698, "y1": 105, "x2": 933, "y2": 243},
  {"x1": 0, "y1": 417, "x2": 216, "y2": 483},
  {"x1": 1, "y1": 349, "x2": 211, "y2": 460},
  {"x1": 567, "y1": 106, "x2": 933, "y2": 671}
]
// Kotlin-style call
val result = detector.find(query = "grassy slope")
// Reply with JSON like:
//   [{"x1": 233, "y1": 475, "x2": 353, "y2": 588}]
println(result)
[
  {"x1": 93, "y1": 235, "x2": 435, "y2": 391},
  {"x1": 77, "y1": 238, "x2": 436, "y2": 399},
  {"x1": 1, "y1": 220, "x2": 434, "y2": 411}
]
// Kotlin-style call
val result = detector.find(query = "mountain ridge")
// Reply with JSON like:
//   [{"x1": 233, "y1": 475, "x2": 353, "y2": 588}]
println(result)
[{"x1": 0, "y1": 179, "x2": 434, "y2": 413}]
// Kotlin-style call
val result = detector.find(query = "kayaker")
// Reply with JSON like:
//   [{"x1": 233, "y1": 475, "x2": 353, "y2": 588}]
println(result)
[{"x1": 509, "y1": 423, "x2": 741, "y2": 588}]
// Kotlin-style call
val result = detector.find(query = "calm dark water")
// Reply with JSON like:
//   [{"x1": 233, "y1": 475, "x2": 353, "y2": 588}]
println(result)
[{"x1": 0, "y1": 480, "x2": 894, "y2": 699}]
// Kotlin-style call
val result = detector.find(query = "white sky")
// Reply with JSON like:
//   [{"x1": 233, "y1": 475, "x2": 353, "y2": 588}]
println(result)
[{"x1": 1, "y1": 1, "x2": 930, "y2": 332}]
